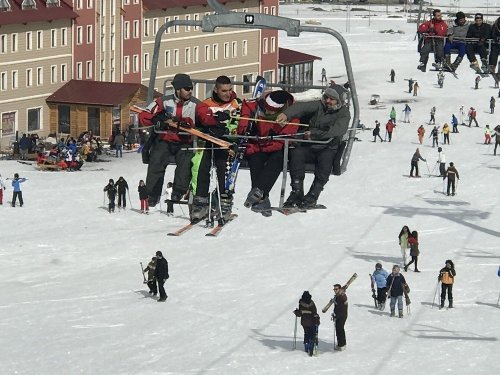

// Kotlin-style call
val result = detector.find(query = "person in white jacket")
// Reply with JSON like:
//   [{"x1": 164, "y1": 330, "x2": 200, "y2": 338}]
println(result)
[
  {"x1": 0, "y1": 173, "x2": 6, "y2": 205},
  {"x1": 437, "y1": 147, "x2": 446, "y2": 177}
]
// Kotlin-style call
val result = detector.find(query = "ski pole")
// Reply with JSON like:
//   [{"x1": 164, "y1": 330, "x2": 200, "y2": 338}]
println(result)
[
  {"x1": 230, "y1": 115, "x2": 310, "y2": 127},
  {"x1": 432, "y1": 280, "x2": 440, "y2": 309},
  {"x1": 442, "y1": 178, "x2": 446, "y2": 194},
  {"x1": 103, "y1": 191, "x2": 106, "y2": 206},
  {"x1": 140, "y1": 262, "x2": 147, "y2": 284},
  {"x1": 333, "y1": 317, "x2": 336, "y2": 349},
  {"x1": 496, "y1": 289, "x2": 500, "y2": 307},
  {"x1": 293, "y1": 315, "x2": 298, "y2": 350},
  {"x1": 425, "y1": 160, "x2": 431, "y2": 174}
]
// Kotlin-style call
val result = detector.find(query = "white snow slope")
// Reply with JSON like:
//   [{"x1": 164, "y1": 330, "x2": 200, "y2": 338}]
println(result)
[{"x1": 1, "y1": 4, "x2": 499, "y2": 375}]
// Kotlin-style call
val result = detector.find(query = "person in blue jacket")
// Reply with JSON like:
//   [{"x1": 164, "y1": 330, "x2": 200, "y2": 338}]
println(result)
[
  {"x1": 11, "y1": 173, "x2": 27, "y2": 207},
  {"x1": 372, "y1": 263, "x2": 389, "y2": 311}
]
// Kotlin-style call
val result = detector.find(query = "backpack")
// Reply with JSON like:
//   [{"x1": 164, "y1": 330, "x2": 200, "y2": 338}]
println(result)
[{"x1": 403, "y1": 283, "x2": 410, "y2": 294}]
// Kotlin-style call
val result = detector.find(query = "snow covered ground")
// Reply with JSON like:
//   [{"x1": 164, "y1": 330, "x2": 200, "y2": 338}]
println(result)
[{"x1": 1, "y1": 3, "x2": 500, "y2": 374}]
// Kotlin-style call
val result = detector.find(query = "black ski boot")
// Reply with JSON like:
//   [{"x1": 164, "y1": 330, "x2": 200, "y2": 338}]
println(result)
[
  {"x1": 448, "y1": 299, "x2": 453, "y2": 308},
  {"x1": 417, "y1": 62, "x2": 427, "y2": 72},
  {"x1": 220, "y1": 193, "x2": 233, "y2": 222},
  {"x1": 190, "y1": 196, "x2": 209, "y2": 223},
  {"x1": 390, "y1": 308, "x2": 395, "y2": 317},
  {"x1": 283, "y1": 180, "x2": 304, "y2": 208},
  {"x1": 244, "y1": 187, "x2": 264, "y2": 208},
  {"x1": 439, "y1": 299, "x2": 445, "y2": 309},
  {"x1": 301, "y1": 182, "x2": 323, "y2": 209},
  {"x1": 450, "y1": 56, "x2": 462, "y2": 71},
  {"x1": 251, "y1": 196, "x2": 272, "y2": 217},
  {"x1": 170, "y1": 190, "x2": 183, "y2": 202}
]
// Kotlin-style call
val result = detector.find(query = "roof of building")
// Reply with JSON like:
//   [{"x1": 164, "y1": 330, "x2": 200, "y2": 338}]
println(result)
[
  {"x1": 142, "y1": 0, "x2": 237, "y2": 11},
  {"x1": 46, "y1": 80, "x2": 152, "y2": 106},
  {"x1": 278, "y1": 47, "x2": 322, "y2": 65},
  {"x1": 0, "y1": 0, "x2": 77, "y2": 26}
]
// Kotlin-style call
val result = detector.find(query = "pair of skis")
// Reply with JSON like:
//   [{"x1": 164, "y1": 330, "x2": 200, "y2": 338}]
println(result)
[
  {"x1": 321, "y1": 273, "x2": 358, "y2": 313},
  {"x1": 167, "y1": 214, "x2": 238, "y2": 237}
]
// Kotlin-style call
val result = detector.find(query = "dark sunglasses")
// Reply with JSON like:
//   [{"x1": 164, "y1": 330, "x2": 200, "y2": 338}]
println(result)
[{"x1": 183, "y1": 87, "x2": 193, "y2": 91}]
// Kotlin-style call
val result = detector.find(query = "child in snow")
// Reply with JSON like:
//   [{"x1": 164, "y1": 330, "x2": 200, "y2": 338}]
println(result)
[
  {"x1": 0, "y1": 173, "x2": 6, "y2": 205},
  {"x1": 103, "y1": 179, "x2": 117, "y2": 213},
  {"x1": 293, "y1": 291, "x2": 320, "y2": 356},
  {"x1": 11, "y1": 173, "x2": 27, "y2": 207},
  {"x1": 164, "y1": 182, "x2": 174, "y2": 216},
  {"x1": 438, "y1": 260, "x2": 456, "y2": 309},
  {"x1": 417, "y1": 125, "x2": 425, "y2": 144},
  {"x1": 143, "y1": 256, "x2": 157, "y2": 296},
  {"x1": 484, "y1": 125, "x2": 492, "y2": 144},
  {"x1": 372, "y1": 263, "x2": 389, "y2": 310},
  {"x1": 138, "y1": 180, "x2": 149, "y2": 214}
]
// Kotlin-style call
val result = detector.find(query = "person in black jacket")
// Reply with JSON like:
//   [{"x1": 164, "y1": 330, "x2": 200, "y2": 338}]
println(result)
[
  {"x1": 115, "y1": 176, "x2": 129, "y2": 209},
  {"x1": 103, "y1": 179, "x2": 117, "y2": 213},
  {"x1": 386, "y1": 265, "x2": 407, "y2": 318},
  {"x1": 138, "y1": 180, "x2": 149, "y2": 214},
  {"x1": 438, "y1": 260, "x2": 456, "y2": 309},
  {"x1": 293, "y1": 291, "x2": 320, "y2": 356},
  {"x1": 489, "y1": 17, "x2": 500, "y2": 78},
  {"x1": 154, "y1": 251, "x2": 169, "y2": 302},
  {"x1": 332, "y1": 283, "x2": 348, "y2": 351},
  {"x1": 466, "y1": 13, "x2": 492, "y2": 74}
]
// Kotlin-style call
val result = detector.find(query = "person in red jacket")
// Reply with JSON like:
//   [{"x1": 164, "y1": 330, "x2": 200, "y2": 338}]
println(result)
[
  {"x1": 385, "y1": 119, "x2": 396, "y2": 142},
  {"x1": 237, "y1": 90, "x2": 299, "y2": 216},
  {"x1": 417, "y1": 9, "x2": 448, "y2": 72}
]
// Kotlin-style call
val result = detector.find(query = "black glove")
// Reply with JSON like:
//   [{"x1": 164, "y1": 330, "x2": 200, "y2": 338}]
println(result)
[
  {"x1": 152, "y1": 112, "x2": 172, "y2": 124},
  {"x1": 293, "y1": 309, "x2": 301, "y2": 317},
  {"x1": 214, "y1": 111, "x2": 230, "y2": 123},
  {"x1": 177, "y1": 121, "x2": 191, "y2": 129}
]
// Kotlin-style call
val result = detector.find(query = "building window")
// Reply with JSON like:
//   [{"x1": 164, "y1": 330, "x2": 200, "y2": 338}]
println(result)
[
  {"x1": 36, "y1": 67, "x2": 43, "y2": 86},
  {"x1": 0, "y1": 72, "x2": 7, "y2": 91},
  {"x1": 271, "y1": 37, "x2": 276, "y2": 53},
  {"x1": 58, "y1": 105, "x2": 70, "y2": 134},
  {"x1": 124, "y1": 21, "x2": 130, "y2": 39},
  {"x1": 22, "y1": 0, "x2": 37, "y2": 10},
  {"x1": 77, "y1": 27, "x2": 83, "y2": 44},
  {"x1": 27, "y1": 107, "x2": 41, "y2": 132},
  {"x1": 185, "y1": 15, "x2": 190, "y2": 32},
  {"x1": 264, "y1": 7, "x2": 268, "y2": 14},
  {"x1": 133, "y1": 20, "x2": 139, "y2": 38},
  {"x1": 164, "y1": 50, "x2": 170, "y2": 67},
  {"x1": 1, "y1": 112, "x2": 16, "y2": 137},
  {"x1": 110, "y1": 34, "x2": 115, "y2": 50},
  {"x1": 164, "y1": 17, "x2": 170, "y2": 34},
  {"x1": 35, "y1": 31, "x2": 42, "y2": 49},
  {"x1": 86, "y1": 61, "x2": 92, "y2": 79},
  {"x1": 124, "y1": 56, "x2": 130, "y2": 74},
  {"x1": 76, "y1": 0, "x2": 82, "y2": 9},
  {"x1": 61, "y1": 28, "x2": 67, "y2": 46},
  {"x1": 243, "y1": 74, "x2": 253, "y2": 94},
  {"x1": 173, "y1": 49, "x2": 179, "y2": 66},
  {"x1": 87, "y1": 25, "x2": 93, "y2": 43},
  {"x1": 143, "y1": 19, "x2": 149, "y2": 37},
  {"x1": 204, "y1": 45, "x2": 210, "y2": 62},
  {"x1": 61, "y1": 64, "x2": 67, "y2": 81},
  {"x1": 153, "y1": 18, "x2": 158, "y2": 35},
  {"x1": 49, "y1": 29, "x2": 56, "y2": 47},
  {"x1": 232, "y1": 41, "x2": 237, "y2": 57},
  {"x1": 11, "y1": 33, "x2": 18, "y2": 52},
  {"x1": 263, "y1": 38, "x2": 268, "y2": 54},
  {"x1": 242, "y1": 40, "x2": 247, "y2": 56},
  {"x1": 271, "y1": 6, "x2": 276, "y2": 16},
  {"x1": 130, "y1": 55, "x2": 136, "y2": 72},
  {"x1": 224, "y1": 42, "x2": 229, "y2": 59},
  {"x1": 212, "y1": 44, "x2": 218, "y2": 61},
  {"x1": 26, "y1": 68, "x2": 33, "y2": 87},
  {"x1": 193, "y1": 14, "x2": 199, "y2": 31},
  {"x1": 173, "y1": 16, "x2": 179, "y2": 33},
  {"x1": 0, "y1": 35, "x2": 6, "y2": 54},
  {"x1": 11, "y1": 70, "x2": 18, "y2": 89},
  {"x1": 143, "y1": 53, "x2": 148, "y2": 71},
  {"x1": 51, "y1": 65, "x2": 57, "y2": 83},
  {"x1": 193, "y1": 46, "x2": 199, "y2": 63},
  {"x1": 101, "y1": 36, "x2": 105, "y2": 51},
  {"x1": 76, "y1": 62, "x2": 82, "y2": 79},
  {"x1": 25, "y1": 32, "x2": 32, "y2": 51}
]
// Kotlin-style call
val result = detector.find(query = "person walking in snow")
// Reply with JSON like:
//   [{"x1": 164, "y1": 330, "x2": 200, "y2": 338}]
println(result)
[
  {"x1": 385, "y1": 119, "x2": 395, "y2": 142},
  {"x1": 373, "y1": 121, "x2": 384, "y2": 142},
  {"x1": 293, "y1": 291, "x2": 320, "y2": 356},
  {"x1": 389, "y1": 106, "x2": 396, "y2": 124},
  {"x1": 103, "y1": 179, "x2": 117, "y2": 213},
  {"x1": 138, "y1": 180, "x2": 149, "y2": 214},
  {"x1": 164, "y1": 182, "x2": 174, "y2": 216},
  {"x1": 390, "y1": 69, "x2": 395, "y2": 83},
  {"x1": 468, "y1": 107, "x2": 478, "y2": 127},
  {"x1": 115, "y1": 176, "x2": 129, "y2": 209},
  {"x1": 438, "y1": 260, "x2": 456, "y2": 309},
  {"x1": 494, "y1": 125, "x2": 500, "y2": 155},
  {"x1": 372, "y1": 263, "x2": 389, "y2": 310},
  {"x1": 413, "y1": 81, "x2": 419, "y2": 96},
  {"x1": 408, "y1": 78, "x2": 414, "y2": 93},
  {"x1": 331, "y1": 283, "x2": 348, "y2": 351},
  {"x1": 475, "y1": 75, "x2": 481, "y2": 90},
  {"x1": 410, "y1": 148, "x2": 426, "y2": 177},
  {"x1": 430, "y1": 126, "x2": 439, "y2": 148},
  {"x1": 484, "y1": 125, "x2": 492, "y2": 144},
  {"x1": 154, "y1": 250, "x2": 169, "y2": 302},
  {"x1": 444, "y1": 162, "x2": 459, "y2": 196},
  {"x1": 451, "y1": 114, "x2": 459, "y2": 133},
  {"x1": 0, "y1": 173, "x2": 6, "y2": 205},
  {"x1": 437, "y1": 147, "x2": 446, "y2": 176},
  {"x1": 404, "y1": 231, "x2": 421, "y2": 273},
  {"x1": 417, "y1": 125, "x2": 425, "y2": 145},
  {"x1": 321, "y1": 68, "x2": 327, "y2": 84},
  {"x1": 386, "y1": 265, "x2": 407, "y2": 318},
  {"x1": 442, "y1": 123, "x2": 450, "y2": 145},
  {"x1": 430, "y1": 106, "x2": 436, "y2": 125},
  {"x1": 490, "y1": 96, "x2": 496, "y2": 114},
  {"x1": 143, "y1": 256, "x2": 157, "y2": 296},
  {"x1": 11, "y1": 173, "x2": 27, "y2": 207},
  {"x1": 398, "y1": 225, "x2": 411, "y2": 266},
  {"x1": 402, "y1": 104, "x2": 411, "y2": 123}
]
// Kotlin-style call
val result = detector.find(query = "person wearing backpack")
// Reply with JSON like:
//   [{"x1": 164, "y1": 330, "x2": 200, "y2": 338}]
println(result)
[
  {"x1": 438, "y1": 260, "x2": 456, "y2": 309},
  {"x1": 293, "y1": 291, "x2": 320, "y2": 356}
]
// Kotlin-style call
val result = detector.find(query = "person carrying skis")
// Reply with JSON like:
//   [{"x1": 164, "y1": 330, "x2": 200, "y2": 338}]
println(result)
[
  {"x1": 442, "y1": 123, "x2": 450, "y2": 145},
  {"x1": 103, "y1": 179, "x2": 117, "y2": 213},
  {"x1": 398, "y1": 225, "x2": 411, "y2": 266},
  {"x1": 373, "y1": 121, "x2": 384, "y2": 142},
  {"x1": 437, "y1": 147, "x2": 446, "y2": 176},
  {"x1": 389, "y1": 106, "x2": 396, "y2": 124},
  {"x1": 115, "y1": 176, "x2": 129, "y2": 209},
  {"x1": 0, "y1": 173, "x2": 5, "y2": 205},
  {"x1": 191, "y1": 75, "x2": 242, "y2": 223},
  {"x1": 331, "y1": 283, "x2": 348, "y2": 351},
  {"x1": 468, "y1": 107, "x2": 478, "y2": 127},
  {"x1": 443, "y1": 12, "x2": 469, "y2": 71},
  {"x1": 494, "y1": 125, "x2": 500, "y2": 155},
  {"x1": 451, "y1": 114, "x2": 459, "y2": 133},
  {"x1": 372, "y1": 263, "x2": 389, "y2": 311},
  {"x1": 386, "y1": 265, "x2": 407, "y2": 318},
  {"x1": 402, "y1": 104, "x2": 411, "y2": 123},
  {"x1": 154, "y1": 251, "x2": 169, "y2": 302},
  {"x1": 276, "y1": 85, "x2": 351, "y2": 209},
  {"x1": 138, "y1": 180, "x2": 149, "y2": 214},
  {"x1": 11, "y1": 173, "x2": 27, "y2": 207},
  {"x1": 404, "y1": 231, "x2": 421, "y2": 272},
  {"x1": 293, "y1": 291, "x2": 320, "y2": 356},
  {"x1": 237, "y1": 90, "x2": 298, "y2": 216},
  {"x1": 430, "y1": 106, "x2": 436, "y2": 124},
  {"x1": 410, "y1": 148, "x2": 426, "y2": 177},
  {"x1": 417, "y1": 9, "x2": 448, "y2": 72},
  {"x1": 444, "y1": 162, "x2": 459, "y2": 196},
  {"x1": 385, "y1": 119, "x2": 395, "y2": 142},
  {"x1": 485, "y1": 125, "x2": 492, "y2": 144},
  {"x1": 417, "y1": 125, "x2": 425, "y2": 145},
  {"x1": 143, "y1": 256, "x2": 157, "y2": 296},
  {"x1": 430, "y1": 126, "x2": 439, "y2": 148},
  {"x1": 490, "y1": 96, "x2": 496, "y2": 114},
  {"x1": 438, "y1": 259, "x2": 456, "y2": 309},
  {"x1": 466, "y1": 13, "x2": 492, "y2": 74},
  {"x1": 139, "y1": 73, "x2": 200, "y2": 208},
  {"x1": 390, "y1": 69, "x2": 395, "y2": 83}
]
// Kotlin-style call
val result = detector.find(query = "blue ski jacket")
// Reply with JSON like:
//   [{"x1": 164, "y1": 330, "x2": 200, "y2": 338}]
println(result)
[
  {"x1": 12, "y1": 178, "x2": 27, "y2": 192},
  {"x1": 372, "y1": 269, "x2": 389, "y2": 288}
]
